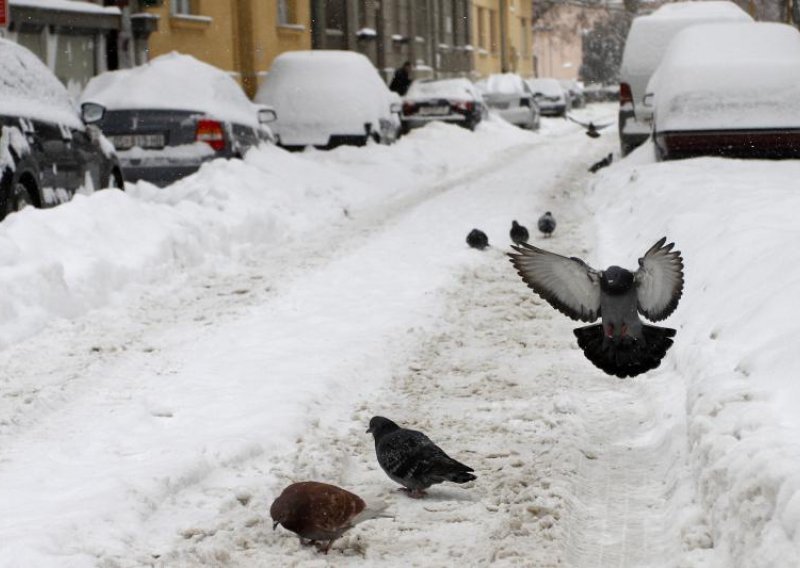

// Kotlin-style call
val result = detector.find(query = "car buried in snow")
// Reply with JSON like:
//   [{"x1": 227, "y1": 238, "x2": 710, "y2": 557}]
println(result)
[
  {"x1": 400, "y1": 78, "x2": 488, "y2": 133},
  {"x1": 648, "y1": 22, "x2": 800, "y2": 161},
  {"x1": 526, "y1": 78, "x2": 569, "y2": 117},
  {"x1": 80, "y1": 53, "x2": 277, "y2": 187},
  {"x1": 0, "y1": 39, "x2": 123, "y2": 222},
  {"x1": 254, "y1": 50, "x2": 402, "y2": 150}
]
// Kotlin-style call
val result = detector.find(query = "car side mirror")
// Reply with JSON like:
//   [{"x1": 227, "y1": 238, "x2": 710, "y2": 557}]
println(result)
[
  {"x1": 258, "y1": 107, "x2": 277, "y2": 124},
  {"x1": 81, "y1": 102, "x2": 106, "y2": 124},
  {"x1": 642, "y1": 93, "x2": 654, "y2": 106}
]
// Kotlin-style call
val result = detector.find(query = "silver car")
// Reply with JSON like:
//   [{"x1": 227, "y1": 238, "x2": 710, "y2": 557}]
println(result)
[{"x1": 477, "y1": 73, "x2": 540, "y2": 130}]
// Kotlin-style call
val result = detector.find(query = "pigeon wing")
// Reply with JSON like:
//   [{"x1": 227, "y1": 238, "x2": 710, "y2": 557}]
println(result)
[
  {"x1": 634, "y1": 237, "x2": 684, "y2": 321},
  {"x1": 509, "y1": 242, "x2": 601, "y2": 322},
  {"x1": 378, "y1": 430, "x2": 435, "y2": 478},
  {"x1": 566, "y1": 114, "x2": 589, "y2": 127}
]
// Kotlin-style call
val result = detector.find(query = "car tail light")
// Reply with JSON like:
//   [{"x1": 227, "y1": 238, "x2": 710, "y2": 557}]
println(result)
[
  {"x1": 402, "y1": 102, "x2": 417, "y2": 116},
  {"x1": 620, "y1": 82, "x2": 633, "y2": 106},
  {"x1": 195, "y1": 119, "x2": 225, "y2": 151},
  {"x1": 453, "y1": 100, "x2": 474, "y2": 113}
]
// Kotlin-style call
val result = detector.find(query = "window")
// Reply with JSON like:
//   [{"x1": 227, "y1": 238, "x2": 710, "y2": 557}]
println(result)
[
  {"x1": 489, "y1": 9, "x2": 497, "y2": 54},
  {"x1": 477, "y1": 7, "x2": 485, "y2": 50},
  {"x1": 172, "y1": 0, "x2": 197, "y2": 16},
  {"x1": 278, "y1": 0, "x2": 297, "y2": 25},
  {"x1": 54, "y1": 33, "x2": 96, "y2": 97}
]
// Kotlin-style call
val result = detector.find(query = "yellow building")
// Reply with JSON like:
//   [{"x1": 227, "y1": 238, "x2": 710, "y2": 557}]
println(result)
[
  {"x1": 144, "y1": 0, "x2": 311, "y2": 97},
  {"x1": 472, "y1": 0, "x2": 533, "y2": 78}
]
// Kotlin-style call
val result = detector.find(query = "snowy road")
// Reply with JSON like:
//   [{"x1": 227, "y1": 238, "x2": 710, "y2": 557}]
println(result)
[{"x1": 6, "y1": 105, "x2": 784, "y2": 567}]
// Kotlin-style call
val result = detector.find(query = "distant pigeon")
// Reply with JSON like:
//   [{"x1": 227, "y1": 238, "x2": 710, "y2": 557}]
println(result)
[
  {"x1": 508, "y1": 237, "x2": 684, "y2": 378},
  {"x1": 589, "y1": 153, "x2": 613, "y2": 173},
  {"x1": 537, "y1": 211, "x2": 556, "y2": 238},
  {"x1": 510, "y1": 220, "x2": 529, "y2": 244},
  {"x1": 566, "y1": 114, "x2": 613, "y2": 138},
  {"x1": 367, "y1": 416, "x2": 476, "y2": 498},
  {"x1": 466, "y1": 228, "x2": 489, "y2": 250},
  {"x1": 271, "y1": 481, "x2": 390, "y2": 554}
]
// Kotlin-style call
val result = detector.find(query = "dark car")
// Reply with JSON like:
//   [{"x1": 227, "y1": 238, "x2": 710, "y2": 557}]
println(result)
[
  {"x1": 80, "y1": 53, "x2": 276, "y2": 187},
  {"x1": 0, "y1": 39, "x2": 123, "y2": 221},
  {"x1": 401, "y1": 78, "x2": 487, "y2": 133}
]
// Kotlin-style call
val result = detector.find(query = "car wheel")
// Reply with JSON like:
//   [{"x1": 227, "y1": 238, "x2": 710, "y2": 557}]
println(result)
[{"x1": 3, "y1": 181, "x2": 33, "y2": 219}]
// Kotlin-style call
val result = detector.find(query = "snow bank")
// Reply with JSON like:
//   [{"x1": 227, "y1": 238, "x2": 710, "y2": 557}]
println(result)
[
  {"x1": 590, "y1": 156, "x2": 800, "y2": 566},
  {"x1": 81, "y1": 53, "x2": 261, "y2": 127},
  {"x1": 0, "y1": 119, "x2": 531, "y2": 352},
  {"x1": 649, "y1": 23, "x2": 800, "y2": 131}
]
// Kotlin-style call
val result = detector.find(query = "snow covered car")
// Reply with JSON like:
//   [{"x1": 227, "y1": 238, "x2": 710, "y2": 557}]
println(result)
[
  {"x1": 478, "y1": 74, "x2": 540, "y2": 130},
  {"x1": 618, "y1": 0, "x2": 752, "y2": 156},
  {"x1": 526, "y1": 78, "x2": 568, "y2": 117},
  {"x1": 648, "y1": 22, "x2": 800, "y2": 161},
  {"x1": 0, "y1": 39, "x2": 123, "y2": 222},
  {"x1": 559, "y1": 79, "x2": 585, "y2": 109},
  {"x1": 80, "y1": 53, "x2": 277, "y2": 187},
  {"x1": 255, "y1": 50, "x2": 402, "y2": 150},
  {"x1": 401, "y1": 78, "x2": 487, "y2": 133}
]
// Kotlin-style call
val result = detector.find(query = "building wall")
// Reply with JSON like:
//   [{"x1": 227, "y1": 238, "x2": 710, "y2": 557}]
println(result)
[
  {"x1": 145, "y1": 0, "x2": 312, "y2": 97},
  {"x1": 532, "y1": 3, "x2": 607, "y2": 80},
  {"x1": 471, "y1": 0, "x2": 532, "y2": 79}
]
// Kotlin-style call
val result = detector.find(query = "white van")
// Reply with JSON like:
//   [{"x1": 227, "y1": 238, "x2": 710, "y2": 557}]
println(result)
[{"x1": 618, "y1": 1, "x2": 752, "y2": 155}]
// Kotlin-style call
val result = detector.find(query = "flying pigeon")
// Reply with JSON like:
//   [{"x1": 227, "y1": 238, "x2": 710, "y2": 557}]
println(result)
[
  {"x1": 367, "y1": 416, "x2": 476, "y2": 498},
  {"x1": 508, "y1": 237, "x2": 684, "y2": 378},
  {"x1": 510, "y1": 220, "x2": 529, "y2": 244},
  {"x1": 537, "y1": 211, "x2": 556, "y2": 238},
  {"x1": 566, "y1": 115, "x2": 613, "y2": 138},
  {"x1": 271, "y1": 481, "x2": 391, "y2": 554},
  {"x1": 466, "y1": 228, "x2": 489, "y2": 250},
  {"x1": 589, "y1": 153, "x2": 613, "y2": 173}
]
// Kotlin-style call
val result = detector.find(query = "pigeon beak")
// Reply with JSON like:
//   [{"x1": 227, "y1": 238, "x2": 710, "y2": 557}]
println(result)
[{"x1": 273, "y1": 521, "x2": 279, "y2": 531}]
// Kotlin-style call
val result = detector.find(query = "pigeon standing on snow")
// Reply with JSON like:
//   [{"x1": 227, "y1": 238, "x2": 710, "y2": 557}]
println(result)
[
  {"x1": 271, "y1": 481, "x2": 391, "y2": 554},
  {"x1": 466, "y1": 228, "x2": 489, "y2": 250},
  {"x1": 537, "y1": 211, "x2": 556, "y2": 238},
  {"x1": 508, "y1": 237, "x2": 684, "y2": 378},
  {"x1": 589, "y1": 153, "x2": 613, "y2": 173},
  {"x1": 367, "y1": 416, "x2": 476, "y2": 498},
  {"x1": 510, "y1": 220, "x2": 529, "y2": 244}
]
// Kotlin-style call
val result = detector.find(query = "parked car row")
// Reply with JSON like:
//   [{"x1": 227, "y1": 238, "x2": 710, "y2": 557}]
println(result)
[{"x1": 1, "y1": 33, "x2": 590, "y2": 223}]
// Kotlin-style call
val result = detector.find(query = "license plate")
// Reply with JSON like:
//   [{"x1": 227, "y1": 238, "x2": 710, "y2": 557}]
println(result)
[
  {"x1": 418, "y1": 105, "x2": 449, "y2": 116},
  {"x1": 109, "y1": 133, "x2": 166, "y2": 150},
  {"x1": 490, "y1": 102, "x2": 510, "y2": 110}
]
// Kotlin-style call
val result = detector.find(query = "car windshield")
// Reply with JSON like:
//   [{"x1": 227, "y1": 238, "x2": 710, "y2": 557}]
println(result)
[{"x1": 0, "y1": 39, "x2": 81, "y2": 128}]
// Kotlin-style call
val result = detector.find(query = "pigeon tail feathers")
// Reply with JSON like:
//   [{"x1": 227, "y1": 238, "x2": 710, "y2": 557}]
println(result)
[
  {"x1": 351, "y1": 498, "x2": 394, "y2": 525},
  {"x1": 574, "y1": 324, "x2": 675, "y2": 378}
]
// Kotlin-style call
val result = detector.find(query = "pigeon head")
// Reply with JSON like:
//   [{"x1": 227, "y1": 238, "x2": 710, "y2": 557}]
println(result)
[
  {"x1": 366, "y1": 416, "x2": 400, "y2": 439},
  {"x1": 512, "y1": 220, "x2": 520, "y2": 227},
  {"x1": 270, "y1": 494, "x2": 290, "y2": 530},
  {"x1": 600, "y1": 266, "x2": 634, "y2": 294}
]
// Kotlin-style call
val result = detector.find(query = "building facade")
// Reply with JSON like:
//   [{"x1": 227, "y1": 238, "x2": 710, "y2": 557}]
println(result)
[
  {"x1": 311, "y1": 0, "x2": 472, "y2": 82},
  {"x1": 143, "y1": 0, "x2": 312, "y2": 97},
  {"x1": 0, "y1": 0, "x2": 156, "y2": 97},
  {"x1": 471, "y1": 0, "x2": 532, "y2": 78}
]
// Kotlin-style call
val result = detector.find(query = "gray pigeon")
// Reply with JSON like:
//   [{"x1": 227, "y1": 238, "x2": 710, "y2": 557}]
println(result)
[
  {"x1": 510, "y1": 220, "x2": 529, "y2": 244},
  {"x1": 508, "y1": 237, "x2": 684, "y2": 378},
  {"x1": 466, "y1": 228, "x2": 489, "y2": 249},
  {"x1": 367, "y1": 416, "x2": 476, "y2": 498},
  {"x1": 537, "y1": 212, "x2": 556, "y2": 238}
]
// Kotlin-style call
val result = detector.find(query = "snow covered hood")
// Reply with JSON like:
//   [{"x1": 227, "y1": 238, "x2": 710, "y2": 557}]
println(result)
[
  {"x1": 80, "y1": 52, "x2": 260, "y2": 128},
  {"x1": 255, "y1": 50, "x2": 393, "y2": 145},
  {"x1": 527, "y1": 79, "x2": 565, "y2": 99},
  {"x1": 0, "y1": 39, "x2": 82, "y2": 129},
  {"x1": 650, "y1": 23, "x2": 800, "y2": 132}
]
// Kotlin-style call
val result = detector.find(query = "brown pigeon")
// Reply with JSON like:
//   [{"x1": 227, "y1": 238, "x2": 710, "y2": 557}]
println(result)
[{"x1": 271, "y1": 481, "x2": 390, "y2": 554}]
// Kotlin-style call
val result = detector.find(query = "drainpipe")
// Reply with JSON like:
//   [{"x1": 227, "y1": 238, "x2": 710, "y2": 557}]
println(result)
[
  {"x1": 237, "y1": 0, "x2": 257, "y2": 98},
  {"x1": 499, "y1": 0, "x2": 507, "y2": 71}
]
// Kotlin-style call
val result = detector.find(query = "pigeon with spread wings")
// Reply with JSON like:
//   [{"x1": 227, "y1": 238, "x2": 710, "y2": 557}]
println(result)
[
  {"x1": 565, "y1": 114, "x2": 614, "y2": 138},
  {"x1": 508, "y1": 238, "x2": 684, "y2": 378}
]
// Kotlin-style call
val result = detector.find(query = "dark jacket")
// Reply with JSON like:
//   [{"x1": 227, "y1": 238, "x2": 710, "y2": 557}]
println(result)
[{"x1": 389, "y1": 67, "x2": 412, "y2": 96}]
